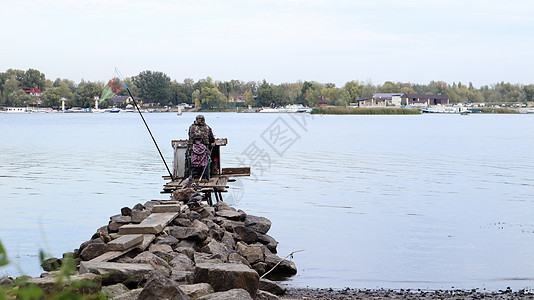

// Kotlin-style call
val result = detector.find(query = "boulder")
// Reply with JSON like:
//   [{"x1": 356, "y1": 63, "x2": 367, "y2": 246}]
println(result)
[
  {"x1": 233, "y1": 226, "x2": 259, "y2": 243},
  {"x1": 133, "y1": 251, "x2": 171, "y2": 270},
  {"x1": 194, "y1": 252, "x2": 224, "y2": 264},
  {"x1": 200, "y1": 207, "x2": 215, "y2": 219},
  {"x1": 264, "y1": 253, "x2": 297, "y2": 277},
  {"x1": 24, "y1": 273, "x2": 101, "y2": 295},
  {"x1": 188, "y1": 211, "x2": 203, "y2": 222},
  {"x1": 174, "y1": 218, "x2": 193, "y2": 227},
  {"x1": 236, "y1": 242, "x2": 263, "y2": 265},
  {"x1": 111, "y1": 214, "x2": 132, "y2": 223},
  {"x1": 101, "y1": 283, "x2": 130, "y2": 298},
  {"x1": 107, "y1": 221, "x2": 123, "y2": 233},
  {"x1": 41, "y1": 257, "x2": 62, "y2": 272},
  {"x1": 215, "y1": 210, "x2": 246, "y2": 221},
  {"x1": 133, "y1": 203, "x2": 145, "y2": 211},
  {"x1": 193, "y1": 263, "x2": 259, "y2": 297},
  {"x1": 256, "y1": 290, "x2": 280, "y2": 300},
  {"x1": 79, "y1": 261, "x2": 154, "y2": 285},
  {"x1": 152, "y1": 250, "x2": 178, "y2": 262},
  {"x1": 252, "y1": 262, "x2": 267, "y2": 275},
  {"x1": 244, "y1": 215, "x2": 272, "y2": 235},
  {"x1": 121, "y1": 206, "x2": 132, "y2": 216},
  {"x1": 199, "y1": 240, "x2": 230, "y2": 260},
  {"x1": 137, "y1": 270, "x2": 190, "y2": 300},
  {"x1": 172, "y1": 187, "x2": 196, "y2": 202},
  {"x1": 91, "y1": 226, "x2": 112, "y2": 243},
  {"x1": 221, "y1": 232, "x2": 236, "y2": 250},
  {"x1": 155, "y1": 235, "x2": 180, "y2": 248},
  {"x1": 179, "y1": 283, "x2": 214, "y2": 300},
  {"x1": 259, "y1": 278, "x2": 286, "y2": 295},
  {"x1": 80, "y1": 239, "x2": 107, "y2": 261},
  {"x1": 196, "y1": 288, "x2": 253, "y2": 300},
  {"x1": 112, "y1": 288, "x2": 143, "y2": 300},
  {"x1": 149, "y1": 243, "x2": 173, "y2": 253},
  {"x1": 0, "y1": 276, "x2": 14, "y2": 287},
  {"x1": 227, "y1": 253, "x2": 251, "y2": 268},
  {"x1": 175, "y1": 247, "x2": 196, "y2": 261},
  {"x1": 132, "y1": 209, "x2": 151, "y2": 223},
  {"x1": 171, "y1": 270, "x2": 194, "y2": 283},
  {"x1": 169, "y1": 253, "x2": 195, "y2": 271},
  {"x1": 191, "y1": 219, "x2": 209, "y2": 232},
  {"x1": 258, "y1": 234, "x2": 278, "y2": 254},
  {"x1": 170, "y1": 226, "x2": 208, "y2": 241},
  {"x1": 213, "y1": 201, "x2": 233, "y2": 211}
]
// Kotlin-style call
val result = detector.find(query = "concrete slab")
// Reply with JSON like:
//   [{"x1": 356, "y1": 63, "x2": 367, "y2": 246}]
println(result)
[
  {"x1": 152, "y1": 204, "x2": 187, "y2": 213},
  {"x1": 79, "y1": 261, "x2": 154, "y2": 285},
  {"x1": 135, "y1": 234, "x2": 156, "y2": 251},
  {"x1": 107, "y1": 234, "x2": 143, "y2": 251},
  {"x1": 119, "y1": 212, "x2": 178, "y2": 235},
  {"x1": 89, "y1": 251, "x2": 126, "y2": 263}
]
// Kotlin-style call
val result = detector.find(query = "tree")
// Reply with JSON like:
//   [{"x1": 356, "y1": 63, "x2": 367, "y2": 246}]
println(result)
[
  {"x1": 23, "y1": 69, "x2": 46, "y2": 90},
  {"x1": 343, "y1": 81, "x2": 363, "y2": 103},
  {"x1": 243, "y1": 90, "x2": 255, "y2": 106},
  {"x1": 132, "y1": 70, "x2": 171, "y2": 104},
  {"x1": 200, "y1": 86, "x2": 226, "y2": 109},
  {"x1": 8, "y1": 90, "x2": 33, "y2": 106},
  {"x1": 75, "y1": 82, "x2": 103, "y2": 107},
  {"x1": 379, "y1": 81, "x2": 400, "y2": 93},
  {"x1": 192, "y1": 89, "x2": 201, "y2": 108},
  {"x1": 41, "y1": 82, "x2": 74, "y2": 107}
]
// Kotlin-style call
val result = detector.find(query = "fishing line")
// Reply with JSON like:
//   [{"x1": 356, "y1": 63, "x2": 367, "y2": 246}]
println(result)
[{"x1": 115, "y1": 67, "x2": 174, "y2": 181}]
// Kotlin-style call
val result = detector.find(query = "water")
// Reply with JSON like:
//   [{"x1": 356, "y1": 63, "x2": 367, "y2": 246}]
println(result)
[{"x1": 1, "y1": 112, "x2": 534, "y2": 291}]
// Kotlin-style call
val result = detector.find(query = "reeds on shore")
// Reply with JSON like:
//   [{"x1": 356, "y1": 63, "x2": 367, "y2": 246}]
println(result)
[{"x1": 311, "y1": 107, "x2": 422, "y2": 115}]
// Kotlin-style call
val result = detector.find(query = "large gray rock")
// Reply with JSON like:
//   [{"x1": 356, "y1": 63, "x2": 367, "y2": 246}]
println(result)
[
  {"x1": 258, "y1": 234, "x2": 278, "y2": 254},
  {"x1": 137, "y1": 270, "x2": 190, "y2": 300},
  {"x1": 133, "y1": 251, "x2": 171, "y2": 270},
  {"x1": 227, "y1": 253, "x2": 251, "y2": 268},
  {"x1": 244, "y1": 215, "x2": 272, "y2": 235},
  {"x1": 219, "y1": 220, "x2": 245, "y2": 232},
  {"x1": 112, "y1": 288, "x2": 143, "y2": 300},
  {"x1": 80, "y1": 239, "x2": 107, "y2": 261},
  {"x1": 233, "y1": 226, "x2": 259, "y2": 243},
  {"x1": 215, "y1": 210, "x2": 246, "y2": 221},
  {"x1": 171, "y1": 270, "x2": 194, "y2": 283},
  {"x1": 91, "y1": 226, "x2": 112, "y2": 243},
  {"x1": 236, "y1": 242, "x2": 263, "y2": 265},
  {"x1": 255, "y1": 290, "x2": 280, "y2": 300},
  {"x1": 131, "y1": 209, "x2": 151, "y2": 223},
  {"x1": 79, "y1": 261, "x2": 154, "y2": 285},
  {"x1": 191, "y1": 219, "x2": 209, "y2": 232},
  {"x1": 259, "y1": 278, "x2": 286, "y2": 295},
  {"x1": 41, "y1": 257, "x2": 62, "y2": 272},
  {"x1": 101, "y1": 283, "x2": 130, "y2": 298},
  {"x1": 199, "y1": 240, "x2": 230, "y2": 260},
  {"x1": 221, "y1": 232, "x2": 236, "y2": 250},
  {"x1": 194, "y1": 252, "x2": 224, "y2": 264},
  {"x1": 193, "y1": 263, "x2": 259, "y2": 297},
  {"x1": 155, "y1": 235, "x2": 180, "y2": 248},
  {"x1": 149, "y1": 243, "x2": 173, "y2": 253},
  {"x1": 264, "y1": 253, "x2": 297, "y2": 277},
  {"x1": 170, "y1": 226, "x2": 208, "y2": 241},
  {"x1": 196, "y1": 288, "x2": 253, "y2": 300},
  {"x1": 179, "y1": 283, "x2": 214, "y2": 300},
  {"x1": 170, "y1": 253, "x2": 195, "y2": 271},
  {"x1": 24, "y1": 273, "x2": 101, "y2": 295}
]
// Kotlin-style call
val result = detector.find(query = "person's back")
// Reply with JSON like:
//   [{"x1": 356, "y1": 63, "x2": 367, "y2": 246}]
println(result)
[{"x1": 188, "y1": 115, "x2": 214, "y2": 145}]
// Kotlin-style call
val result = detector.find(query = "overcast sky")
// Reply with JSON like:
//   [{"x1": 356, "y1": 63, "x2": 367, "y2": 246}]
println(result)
[{"x1": 1, "y1": 0, "x2": 533, "y2": 87}]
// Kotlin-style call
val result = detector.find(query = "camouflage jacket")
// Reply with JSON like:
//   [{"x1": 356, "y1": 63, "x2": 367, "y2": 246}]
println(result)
[{"x1": 188, "y1": 122, "x2": 215, "y2": 145}]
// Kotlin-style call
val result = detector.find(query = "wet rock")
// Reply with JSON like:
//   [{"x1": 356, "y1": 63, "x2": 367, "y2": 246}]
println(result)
[
  {"x1": 133, "y1": 251, "x2": 171, "y2": 270},
  {"x1": 156, "y1": 235, "x2": 180, "y2": 248},
  {"x1": 259, "y1": 278, "x2": 286, "y2": 295},
  {"x1": 199, "y1": 240, "x2": 230, "y2": 260},
  {"x1": 179, "y1": 283, "x2": 214, "y2": 300},
  {"x1": 258, "y1": 234, "x2": 278, "y2": 254},
  {"x1": 79, "y1": 261, "x2": 154, "y2": 285},
  {"x1": 80, "y1": 239, "x2": 107, "y2": 261},
  {"x1": 196, "y1": 288, "x2": 253, "y2": 300},
  {"x1": 101, "y1": 283, "x2": 130, "y2": 298},
  {"x1": 215, "y1": 210, "x2": 246, "y2": 221},
  {"x1": 170, "y1": 253, "x2": 195, "y2": 271},
  {"x1": 264, "y1": 253, "x2": 297, "y2": 277},
  {"x1": 193, "y1": 263, "x2": 259, "y2": 297},
  {"x1": 137, "y1": 270, "x2": 190, "y2": 300},
  {"x1": 41, "y1": 257, "x2": 62, "y2": 272},
  {"x1": 256, "y1": 290, "x2": 280, "y2": 300},
  {"x1": 132, "y1": 209, "x2": 151, "y2": 223},
  {"x1": 121, "y1": 206, "x2": 132, "y2": 216},
  {"x1": 234, "y1": 226, "x2": 259, "y2": 243},
  {"x1": 170, "y1": 226, "x2": 208, "y2": 241},
  {"x1": 244, "y1": 215, "x2": 272, "y2": 235}
]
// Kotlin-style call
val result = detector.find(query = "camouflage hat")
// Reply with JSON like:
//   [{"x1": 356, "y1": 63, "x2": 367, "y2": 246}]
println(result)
[{"x1": 196, "y1": 114, "x2": 205, "y2": 121}]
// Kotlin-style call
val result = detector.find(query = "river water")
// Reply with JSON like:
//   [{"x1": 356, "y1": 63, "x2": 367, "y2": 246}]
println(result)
[{"x1": 1, "y1": 112, "x2": 534, "y2": 291}]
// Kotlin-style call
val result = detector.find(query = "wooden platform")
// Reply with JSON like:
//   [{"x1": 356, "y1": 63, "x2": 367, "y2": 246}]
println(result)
[{"x1": 162, "y1": 175, "x2": 230, "y2": 193}]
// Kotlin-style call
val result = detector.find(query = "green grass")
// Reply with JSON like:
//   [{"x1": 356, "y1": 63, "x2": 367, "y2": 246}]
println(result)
[
  {"x1": 469, "y1": 107, "x2": 519, "y2": 114},
  {"x1": 311, "y1": 107, "x2": 421, "y2": 115}
]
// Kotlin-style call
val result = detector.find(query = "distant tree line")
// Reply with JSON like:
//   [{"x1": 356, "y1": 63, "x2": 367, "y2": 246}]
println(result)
[{"x1": 1, "y1": 68, "x2": 534, "y2": 109}]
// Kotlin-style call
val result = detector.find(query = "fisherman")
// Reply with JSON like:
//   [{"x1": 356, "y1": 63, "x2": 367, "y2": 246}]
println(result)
[{"x1": 188, "y1": 115, "x2": 215, "y2": 178}]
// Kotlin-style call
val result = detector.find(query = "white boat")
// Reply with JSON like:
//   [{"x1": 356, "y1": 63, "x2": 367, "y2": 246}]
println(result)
[
  {"x1": 259, "y1": 104, "x2": 311, "y2": 113},
  {"x1": 0, "y1": 107, "x2": 30, "y2": 113}
]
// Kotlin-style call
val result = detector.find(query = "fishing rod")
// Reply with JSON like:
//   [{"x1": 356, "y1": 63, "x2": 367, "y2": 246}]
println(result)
[{"x1": 115, "y1": 68, "x2": 175, "y2": 181}]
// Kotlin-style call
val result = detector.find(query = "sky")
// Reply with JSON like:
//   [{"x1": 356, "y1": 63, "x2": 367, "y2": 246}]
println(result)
[{"x1": 1, "y1": 0, "x2": 533, "y2": 87}]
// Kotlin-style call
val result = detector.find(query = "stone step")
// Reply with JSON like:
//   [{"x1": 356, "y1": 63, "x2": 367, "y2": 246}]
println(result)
[
  {"x1": 152, "y1": 204, "x2": 187, "y2": 213},
  {"x1": 119, "y1": 212, "x2": 179, "y2": 235},
  {"x1": 107, "y1": 234, "x2": 143, "y2": 251}
]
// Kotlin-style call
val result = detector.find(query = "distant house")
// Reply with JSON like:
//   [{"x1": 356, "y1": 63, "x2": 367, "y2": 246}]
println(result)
[
  {"x1": 373, "y1": 93, "x2": 403, "y2": 106},
  {"x1": 111, "y1": 95, "x2": 143, "y2": 107},
  {"x1": 356, "y1": 97, "x2": 373, "y2": 107},
  {"x1": 317, "y1": 96, "x2": 329, "y2": 107},
  {"x1": 23, "y1": 86, "x2": 43, "y2": 105},
  {"x1": 401, "y1": 94, "x2": 449, "y2": 106}
]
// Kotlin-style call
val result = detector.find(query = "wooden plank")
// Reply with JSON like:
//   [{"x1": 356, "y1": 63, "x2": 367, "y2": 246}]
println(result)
[{"x1": 221, "y1": 167, "x2": 251, "y2": 177}]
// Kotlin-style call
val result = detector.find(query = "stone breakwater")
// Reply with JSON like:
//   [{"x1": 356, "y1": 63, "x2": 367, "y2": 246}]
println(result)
[{"x1": 1, "y1": 200, "x2": 297, "y2": 300}]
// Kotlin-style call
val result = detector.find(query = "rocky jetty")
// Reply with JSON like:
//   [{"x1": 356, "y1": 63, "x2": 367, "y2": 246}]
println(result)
[{"x1": 1, "y1": 200, "x2": 296, "y2": 299}]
